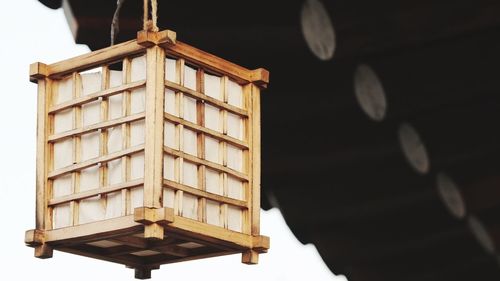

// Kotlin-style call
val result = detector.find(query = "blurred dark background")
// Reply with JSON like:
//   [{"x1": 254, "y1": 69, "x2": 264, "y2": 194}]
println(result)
[{"x1": 38, "y1": 0, "x2": 500, "y2": 280}]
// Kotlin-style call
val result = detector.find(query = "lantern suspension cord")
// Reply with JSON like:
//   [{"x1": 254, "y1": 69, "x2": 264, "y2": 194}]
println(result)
[
  {"x1": 143, "y1": 0, "x2": 159, "y2": 31},
  {"x1": 110, "y1": 0, "x2": 126, "y2": 45}
]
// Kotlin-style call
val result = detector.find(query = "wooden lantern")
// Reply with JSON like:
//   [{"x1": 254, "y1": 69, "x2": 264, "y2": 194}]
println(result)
[{"x1": 25, "y1": 29, "x2": 269, "y2": 279}]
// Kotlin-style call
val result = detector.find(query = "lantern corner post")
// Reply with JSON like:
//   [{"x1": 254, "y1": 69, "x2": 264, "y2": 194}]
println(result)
[
  {"x1": 25, "y1": 229, "x2": 54, "y2": 259},
  {"x1": 27, "y1": 61, "x2": 53, "y2": 259},
  {"x1": 30, "y1": 62, "x2": 48, "y2": 84},
  {"x1": 140, "y1": 41, "x2": 169, "y2": 240},
  {"x1": 249, "y1": 68, "x2": 270, "y2": 89}
]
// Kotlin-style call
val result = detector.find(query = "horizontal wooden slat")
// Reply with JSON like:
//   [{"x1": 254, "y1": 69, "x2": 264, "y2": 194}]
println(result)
[
  {"x1": 48, "y1": 40, "x2": 145, "y2": 78},
  {"x1": 49, "y1": 113, "x2": 145, "y2": 142},
  {"x1": 59, "y1": 245, "x2": 145, "y2": 268},
  {"x1": 164, "y1": 216, "x2": 254, "y2": 250},
  {"x1": 50, "y1": 80, "x2": 146, "y2": 113},
  {"x1": 45, "y1": 215, "x2": 142, "y2": 246},
  {"x1": 49, "y1": 179, "x2": 144, "y2": 206},
  {"x1": 165, "y1": 81, "x2": 248, "y2": 117},
  {"x1": 163, "y1": 179, "x2": 247, "y2": 208},
  {"x1": 164, "y1": 146, "x2": 248, "y2": 181},
  {"x1": 164, "y1": 113, "x2": 248, "y2": 149},
  {"x1": 165, "y1": 41, "x2": 253, "y2": 85},
  {"x1": 49, "y1": 145, "x2": 144, "y2": 179}
]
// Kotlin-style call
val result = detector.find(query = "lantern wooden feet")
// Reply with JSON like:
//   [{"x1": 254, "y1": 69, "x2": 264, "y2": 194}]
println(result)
[{"x1": 26, "y1": 29, "x2": 269, "y2": 278}]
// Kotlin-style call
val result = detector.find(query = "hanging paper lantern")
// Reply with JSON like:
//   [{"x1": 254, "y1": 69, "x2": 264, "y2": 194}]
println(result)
[{"x1": 25, "y1": 28, "x2": 269, "y2": 279}]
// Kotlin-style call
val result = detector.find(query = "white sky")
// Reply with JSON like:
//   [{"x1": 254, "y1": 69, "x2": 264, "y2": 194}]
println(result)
[{"x1": 0, "y1": 1, "x2": 347, "y2": 280}]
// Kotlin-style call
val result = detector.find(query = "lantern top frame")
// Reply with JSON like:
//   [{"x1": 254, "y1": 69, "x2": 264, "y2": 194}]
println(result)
[{"x1": 30, "y1": 29, "x2": 269, "y2": 88}]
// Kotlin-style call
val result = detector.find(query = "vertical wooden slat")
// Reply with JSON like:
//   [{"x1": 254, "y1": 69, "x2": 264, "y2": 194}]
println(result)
[
  {"x1": 174, "y1": 59, "x2": 185, "y2": 216},
  {"x1": 122, "y1": 58, "x2": 132, "y2": 215},
  {"x1": 144, "y1": 46, "x2": 165, "y2": 209},
  {"x1": 71, "y1": 72, "x2": 82, "y2": 226},
  {"x1": 100, "y1": 66, "x2": 110, "y2": 212},
  {"x1": 197, "y1": 69, "x2": 206, "y2": 222},
  {"x1": 221, "y1": 76, "x2": 229, "y2": 229}
]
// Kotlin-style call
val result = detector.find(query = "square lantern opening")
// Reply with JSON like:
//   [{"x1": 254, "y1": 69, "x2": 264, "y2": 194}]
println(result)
[{"x1": 26, "y1": 29, "x2": 269, "y2": 279}]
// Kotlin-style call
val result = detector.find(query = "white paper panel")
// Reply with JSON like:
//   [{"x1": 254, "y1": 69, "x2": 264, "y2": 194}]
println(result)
[
  {"x1": 183, "y1": 96, "x2": 197, "y2": 123},
  {"x1": 53, "y1": 203, "x2": 71, "y2": 229},
  {"x1": 79, "y1": 196, "x2": 105, "y2": 224},
  {"x1": 53, "y1": 174, "x2": 72, "y2": 198},
  {"x1": 81, "y1": 132, "x2": 99, "y2": 161},
  {"x1": 164, "y1": 89, "x2": 176, "y2": 115},
  {"x1": 227, "y1": 112, "x2": 243, "y2": 140},
  {"x1": 205, "y1": 104, "x2": 221, "y2": 132},
  {"x1": 105, "y1": 191, "x2": 122, "y2": 219},
  {"x1": 163, "y1": 155, "x2": 175, "y2": 181},
  {"x1": 108, "y1": 159, "x2": 122, "y2": 185},
  {"x1": 227, "y1": 144, "x2": 243, "y2": 172},
  {"x1": 205, "y1": 168, "x2": 221, "y2": 195},
  {"x1": 205, "y1": 137, "x2": 220, "y2": 164},
  {"x1": 53, "y1": 139, "x2": 73, "y2": 169},
  {"x1": 80, "y1": 165, "x2": 99, "y2": 192},
  {"x1": 130, "y1": 120, "x2": 145, "y2": 146},
  {"x1": 184, "y1": 65, "x2": 197, "y2": 90},
  {"x1": 109, "y1": 70, "x2": 123, "y2": 119},
  {"x1": 164, "y1": 121, "x2": 177, "y2": 149},
  {"x1": 182, "y1": 193, "x2": 198, "y2": 220},
  {"x1": 204, "y1": 73, "x2": 221, "y2": 100},
  {"x1": 82, "y1": 101, "x2": 100, "y2": 126},
  {"x1": 54, "y1": 109, "x2": 73, "y2": 134},
  {"x1": 110, "y1": 70, "x2": 123, "y2": 88},
  {"x1": 81, "y1": 72, "x2": 102, "y2": 96},
  {"x1": 107, "y1": 126, "x2": 122, "y2": 154},
  {"x1": 165, "y1": 58, "x2": 177, "y2": 82},
  {"x1": 56, "y1": 77, "x2": 73, "y2": 104},
  {"x1": 182, "y1": 161, "x2": 198, "y2": 188},
  {"x1": 227, "y1": 205, "x2": 243, "y2": 232},
  {"x1": 163, "y1": 188, "x2": 175, "y2": 208},
  {"x1": 131, "y1": 56, "x2": 146, "y2": 82},
  {"x1": 206, "y1": 200, "x2": 221, "y2": 226},
  {"x1": 228, "y1": 176, "x2": 244, "y2": 200},
  {"x1": 130, "y1": 88, "x2": 145, "y2": 114},
  {"x1": 227, "y1": 79, "x2": 243, "y2": 108},
  {"x1": 130, "y1": 153, "x2": 145, "y2": 180},
  {"x1": 109, "y1": 93, "x2": 123, "y2": 120},
  {"x1": 183, "y1": 128, "x2": 197, "y2": 156},
  {"x1": 131, "y1": 187, "x2": 144, "y2": 210}
]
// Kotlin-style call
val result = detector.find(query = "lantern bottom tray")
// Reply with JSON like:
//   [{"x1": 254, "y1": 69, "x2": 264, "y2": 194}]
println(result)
[{"x1": 25, "y1": 207, "x2": 269, "y2": 279}]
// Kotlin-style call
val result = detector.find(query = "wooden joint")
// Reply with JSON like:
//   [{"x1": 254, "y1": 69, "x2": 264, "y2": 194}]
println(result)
[
  {"x1": 137, "y1": 30, "x2": 177, "y2": 47},
  {"x1": 25, "y1": 229, "x2": 45, "y2": 247},
  {"x1": 134, "y1": 207, "x2": 174, "y2": 240},
  {"x1": 133, "y1": 207, "x2": 174, "y2": 225},
  {"x1": 34, "y1": 244, "x2": 54, "y2": 259},
  {"x1": 252, "y1": 235, "x2": 270, "y2": 253},
  {"x1": 29, "y1": 62, "x2": 48, "y2": 83},
  {"x1": 249, "y1": 68, "x2": 270, "y2": 89},
  {"x1": 241, "y1": 250, "x2": 259, "y2": 264}
]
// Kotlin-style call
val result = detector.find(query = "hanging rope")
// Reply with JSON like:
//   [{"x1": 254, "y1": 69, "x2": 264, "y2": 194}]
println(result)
[
  {"x1": 143, "y1": 0, "x2": 159, "y2": 31},
  {"x1": 110, "y1": 0, "x2": 126, "y2": 45}
]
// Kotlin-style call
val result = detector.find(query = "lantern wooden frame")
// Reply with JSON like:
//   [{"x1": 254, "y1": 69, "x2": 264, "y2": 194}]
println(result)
[{"x1": 25, "y1": 29, "x2": 269, "y2": 279}]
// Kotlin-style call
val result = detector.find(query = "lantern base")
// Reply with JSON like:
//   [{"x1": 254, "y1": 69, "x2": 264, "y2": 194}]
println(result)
[{"x1": 25, "y1": 208, "x2": 269, "y2": 279}]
